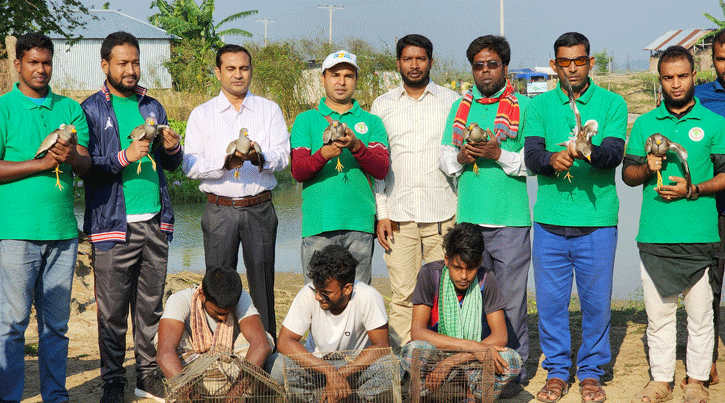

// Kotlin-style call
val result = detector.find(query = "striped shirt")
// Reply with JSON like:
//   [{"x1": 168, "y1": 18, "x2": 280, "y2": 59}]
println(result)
[
  {"x1": 182, "y1": 91, "x2": 290, "y2": 198},
  {"x1": 371, "y1": 82, "x2": 459, "y2": 222}
]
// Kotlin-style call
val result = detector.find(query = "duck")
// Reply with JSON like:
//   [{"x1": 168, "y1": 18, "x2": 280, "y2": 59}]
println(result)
[
  {"x1": 128, "y1": 117, "x2": 168, "y2": 174},
  {"x1": 322, "y1": 120, "x2": 349, "y2": 172},
  {"x1": 462, "y1": 122, "x2": 493, "y2": 175},
  {"x1": 34, "y1": 123, "x2": 77, "y2": 190},
  {"x1": 226, "y1": 128, "x2": 265, "y2": 178},
  {"x1": 645, "y1": 133, "x2": 691, "y2": 197}
]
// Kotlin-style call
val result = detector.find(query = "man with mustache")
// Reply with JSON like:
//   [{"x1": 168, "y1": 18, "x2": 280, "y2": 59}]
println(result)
[
  {"x1": 624, "y1": 45, "x2": 725, "y2": 403},
  {"x1": 370, "y1": 34, "x2": 459, "y2": 352},
  {"x1": 81, "y1": 31, "x2": 183, "y2": 403},
  {"x1": 290, "y1": 50, "x2": 389, "y2": 285},
  {"x1": 523, "y1": 32, "x2": 627, "y2": 403},
  {"x1": 439, "y1": 35, "x2": 532, "y2": 398}
]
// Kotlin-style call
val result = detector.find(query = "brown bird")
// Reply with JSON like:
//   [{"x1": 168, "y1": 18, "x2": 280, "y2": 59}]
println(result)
[
  {"x1": 226, "y1": 128, "x2": 265, "y2": 178},
  {"x1": 322, "y1": 120, "x2": 349, "y2": 172},
  {"x1": 645, "y1": 133, "x2": 691, "y2": 197},
  {"x1": 35, "y1": 123, "x2": 78, "y2": 190},
  {"x1": 462, "y1": 122, "x2": 493, "y2": 175},
  {"x1": 128, "y1": 117, "x2": 168, "y2": 174}
]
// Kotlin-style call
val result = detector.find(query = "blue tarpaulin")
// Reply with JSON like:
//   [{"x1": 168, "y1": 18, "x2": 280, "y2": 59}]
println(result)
[{"x1": 509, "y1": 69, "x2": 548, "y2": 80}]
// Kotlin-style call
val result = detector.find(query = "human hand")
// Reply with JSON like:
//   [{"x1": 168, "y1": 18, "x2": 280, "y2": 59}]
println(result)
[
  {"x1": 457, "y1": 143, "x2": 485, "y2": 165},
  {"x1": 47, "y1": 135, "x2": 79, "y2": 165},
  {"x1": 126, "y1": 139, "x2": 150, "y2": 163},
  {"x1": 160, "y1": 127, "x2": 181, "y2": 151},
  {"x1": 320, "y1": 144, "x2": 343, "y2": 160},
  {"x1": 647, "y1": 154, "x2": 664, "y2": 172},
  {"x1": 567, "y1": 141, "x2": 584, "y2": 160},
  {"x1": 473, "y1": 345, "x2": 509, "y2": 374},
  {"x1": 376, "y1": 218, "x2": 394, "y2": 250},
  {"x1": 333, "y1": 128, "x2": 361, "y2": 152},
  {"x1": 655, "y1": 176, "x2": 690, "y2": 201},
  {"x1": 321, "y1": 371, "x2": 351, "y2": 403},
  {"x1": 550, "y1": 150, "x2": 574, "y2": 172}
]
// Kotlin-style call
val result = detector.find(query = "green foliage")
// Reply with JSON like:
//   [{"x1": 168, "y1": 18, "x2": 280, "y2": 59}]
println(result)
[
  {"x1": 24, "y1": 343, "x2": 39, "y2": 356},
  {"x1": 168, "y1": 118, "x2": 188, "y2": 144},
  {"x1": 346, "y1": 38, "x2": 397, "y2": 109},
  {"x1": 593, "y1": 49, "x2": 613, "y2": 75},
  {"x1": 148, "y1": 0, "x2": 257, "y2": 51},
  {"x1": 164, "y1": 38, "x2": 218, "y2": 93},
  {"x1": 0, "y1": 0, "x2": 89, "y2": 40},
  {"x1": 704, "y1": 0, "x2": 725, "y2": 36}
]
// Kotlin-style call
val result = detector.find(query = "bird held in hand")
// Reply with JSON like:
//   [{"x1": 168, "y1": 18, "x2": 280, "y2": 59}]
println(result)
[
  {"x1": 323, "y1": 120, "x2": 349, "y2": 172},
  {"x1": 226, "y1": 128, "x2": 265, "y2": 178},
  {"x1": 645, "y1": 133, "x2": 691, "y2": 198},
  {"x1": 35, "y1": 123, "x2": 77, "y2": 190},
  {"x1": 462, "y1": 123, "x2": 493, "y2": 175},
  {"x1": 128, "y1": 116, "x2": 167, "y2": 174}
]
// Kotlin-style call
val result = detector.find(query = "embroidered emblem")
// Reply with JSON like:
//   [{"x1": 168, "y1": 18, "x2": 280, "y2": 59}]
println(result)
[
  {"x1": 104, "y1": 117, "x2": 113, "y2": 130},
  {"x1": 689, "y1": 127, "x2": 704, "y2": 142},
  {"x1": 354, "y1": 122, "x2": 368, "y2": 134}
]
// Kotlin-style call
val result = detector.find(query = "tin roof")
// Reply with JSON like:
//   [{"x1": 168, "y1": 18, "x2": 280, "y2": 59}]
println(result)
[
  {"x1": 644, "y1": 29, "x2": 714, "y2": 51},
  {"x1": 48, "y1": 9, "x2": 175, "y2": 40}
]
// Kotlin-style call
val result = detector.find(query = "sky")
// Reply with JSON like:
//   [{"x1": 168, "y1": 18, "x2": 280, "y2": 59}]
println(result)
[{"x1": 79, "y1": 0, "x2": 724, "y2": 72}]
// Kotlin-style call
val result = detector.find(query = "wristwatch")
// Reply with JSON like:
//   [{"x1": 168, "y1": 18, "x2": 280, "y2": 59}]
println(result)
[{"x1": 689, "y1": 185, "x2": 700, "y2": 200}]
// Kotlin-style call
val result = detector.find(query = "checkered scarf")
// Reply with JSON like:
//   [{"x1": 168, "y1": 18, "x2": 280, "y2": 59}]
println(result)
[
  {"x1": 438, "y1": 266, "x2": 483, "y2": 341},
  {"x1": 452, "y1": 80, "x2": 520, "y2": 147},
  {"x1": 190, "y1": 286, "x2": 235, "y2": 354}
]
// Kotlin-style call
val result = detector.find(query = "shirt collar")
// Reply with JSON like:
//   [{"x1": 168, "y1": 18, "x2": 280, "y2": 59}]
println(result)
[
  {"x1": 654, "y1": 97, "x2": 704, "y2": 121},
  {"x1": 101, "y1": 81, "x2": 147, "y2": 103},
  {"x1": 471, "y1": 83, "x2": 505, "y2": 100},
  {"x1": 714, "y1": 78, "x2": 725, "y2": 92},
  {"x1": 215, "y1": 90, "x2": 256, "y2": 113},
  {"x1": 318, "y1": 97, "x2": 362, "y2": 117},
  {"x1": 13, "y1": 82, "x2": 54, "y2": 110},
  {"x1": 557, "y1": 77, "x2": 595, "y2": 105},
  {"x1": 396, "y1": 80, "x2": 440, "y2": 100}
]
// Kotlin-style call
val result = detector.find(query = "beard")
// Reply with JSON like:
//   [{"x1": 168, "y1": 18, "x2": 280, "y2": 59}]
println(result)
[
  {"x1": 401, "y1": 69, "x2": 430, "y2": 88},
  {"x1": 106, "y1": 71, "x2": 138, "y2": 94},
  {"x1": 663, "y1": 84, "x2": 695, "y2": 110},
  {"x1": 475, "y1": 75, "x2": 506, "y2": 98}
]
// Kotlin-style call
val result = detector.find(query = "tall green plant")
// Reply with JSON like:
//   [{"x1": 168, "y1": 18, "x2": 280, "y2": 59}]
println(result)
[
  {"x1": 0, "y1": 0, "x2": 89, "y2": 40},
  {"x1": 164, "y1": 37, "x2": 218, "y2": 93},
  {"x1": 248, "y1": 42, "x2": 307, "y2": 122},
  {"x1": 704, "y1": 0, "x2": 725, "y2": 37}
]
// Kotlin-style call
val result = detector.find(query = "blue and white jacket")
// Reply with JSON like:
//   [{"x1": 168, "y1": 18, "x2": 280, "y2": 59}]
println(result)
[{"x1": 81, "y1": 82, "x2": 183, "y2": 250}]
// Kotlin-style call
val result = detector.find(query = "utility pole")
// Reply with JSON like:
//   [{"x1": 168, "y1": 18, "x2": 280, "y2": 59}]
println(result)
[
  {"x1": 319, "y1": 5, "x2": 343, "y2": 45},
  {"x1": 500, "y1": 0, "x2": 504, "y2": 36},
  {"x1": 256, "y1": 19, "x2": 276, "y2": 46}
]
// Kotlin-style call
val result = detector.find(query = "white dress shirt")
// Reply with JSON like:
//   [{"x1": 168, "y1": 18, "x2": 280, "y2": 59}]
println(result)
[
  {"x1": 371, "y1": 81, "x2": 459, "y2": 222},
  {"x1": 183, "y1": 91, "x2": 290, "y2": 198}
]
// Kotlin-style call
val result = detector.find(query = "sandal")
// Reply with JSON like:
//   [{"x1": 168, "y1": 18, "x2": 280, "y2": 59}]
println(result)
[
  {"x1": 537, "y1": 377, "x2": 569, "y2": 403},
  {"x1": 580, "y1": 378, "x2": 606, "y2": 403},
  {"x1": 683, "y1": 383, "x2": 708, "y2": 403},
  {"x1": 632, "y1": 381, "x2": 672, "y2": 403},
  {"x1": 679, "y1": 364, "x2": 720, "y2": 389}
]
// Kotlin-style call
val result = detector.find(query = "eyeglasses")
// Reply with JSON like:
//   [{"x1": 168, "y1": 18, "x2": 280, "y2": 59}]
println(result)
[
  {"x1": 555, "y1": 56, "x2": 590, "y2": 67},
  {"x1": 472, "y1": 60, "x2": 503, "y2": 71},
  {"x1": 309, "y1": 284, "x2": 345, "y2": 303}
]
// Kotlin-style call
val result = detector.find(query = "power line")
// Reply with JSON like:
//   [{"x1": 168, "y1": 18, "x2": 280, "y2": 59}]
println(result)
[
  {"x1": 256, "y1": 19, "x2": 276, "y2": 45},
  {"x1": 318, "y1": 5, "x2": 344, "y2": 45}
]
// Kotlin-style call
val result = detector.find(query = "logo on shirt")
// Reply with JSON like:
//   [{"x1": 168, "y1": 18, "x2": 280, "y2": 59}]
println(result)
[
  {"x1": 104, "y1": 117, "x2": 113, "y2": 130},
  {"x1": 354, "y1": 122, "x2": 368, "y2": 134},
  {"x1": 689, "y1": 127, "x2": 704, "y2": 142}
]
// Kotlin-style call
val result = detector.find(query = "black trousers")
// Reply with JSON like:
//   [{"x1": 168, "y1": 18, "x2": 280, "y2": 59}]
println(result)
[
  {"x1": 93, "y1": 218, "x2": 167, "y2": 382},
  {"x1": 201, "y1": 199, "x2": 278, "y2": 338}
]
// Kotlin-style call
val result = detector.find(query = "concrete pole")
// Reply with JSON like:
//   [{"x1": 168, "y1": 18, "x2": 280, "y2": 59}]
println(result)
[
  {"x1": 6, "y1": 35, "x2": 18, "y2": 86},
  {"x1": 319, "y1": 5, "x2": 343, "y2": 45},
  {"x1": 500, "y1": 0, "x2": 504, "y2": 36},
  {"x1": 256, "y1": 19, "x2": 276, "y2": 46}
]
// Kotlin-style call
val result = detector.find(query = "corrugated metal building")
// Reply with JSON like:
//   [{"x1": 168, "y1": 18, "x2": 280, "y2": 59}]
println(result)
[
  {"x1": 49, "y1": 10, "x2": 175, "y2": 90},
  {"x1": 644, "y1": 28, "x2": 715, "y2": 73}
]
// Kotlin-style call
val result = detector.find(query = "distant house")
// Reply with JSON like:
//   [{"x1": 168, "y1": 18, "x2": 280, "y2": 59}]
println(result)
[
  {"x1": 644, "y1": 29, "x2": 715, "y2": 73},
  {"x1": 48, "y1": 9, "x2": 175, "y2": 90}
]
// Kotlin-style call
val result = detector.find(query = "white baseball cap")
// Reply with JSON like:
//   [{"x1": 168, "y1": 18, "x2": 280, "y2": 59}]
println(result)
[{"x1": 321, "y1": 50, "x2": 359, "y2": 72}]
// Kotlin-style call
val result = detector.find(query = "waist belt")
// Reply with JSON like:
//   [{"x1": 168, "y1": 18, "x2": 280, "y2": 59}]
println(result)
[{"x1": 206, "y1": 190, "x2": 271, "y2": 207}]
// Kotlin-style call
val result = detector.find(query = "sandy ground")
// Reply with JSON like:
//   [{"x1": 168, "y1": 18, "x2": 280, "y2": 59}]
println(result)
[{"x1": 19, "y1": 243, "x2": 725, "y2": 403}]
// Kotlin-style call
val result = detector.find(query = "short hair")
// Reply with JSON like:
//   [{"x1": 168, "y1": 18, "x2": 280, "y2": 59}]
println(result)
[
  {"x1": 307, "y1": 245, "x2": 357, "y2": 287},
  {"x1": 466, "y1": 35, "x2": 511, "y2": 66},
  {"x1": 101, "y1": 31, "x2": 140, "y2": 62},
  {"x1": 713, "y1": 29, "x2": 725, "y2": 58},
  {"x1": 201, "y1": 269, "x2": 243, "y2": 310},
  {"x1": 15, "y1": 32, "x2": 54, "y2": 60},
  {"x1": 216, "y1": 44, "x2": 252, "y2": 68},
  {"x1": 396, "y1": 34, "x2": 433, "y2": 59},
  {"x1": 554, "y1": 32, "x2": 590, "y2": 56},
  {"x1": 443, "y1": 223, "x2": 485, "y2": 268},
  {"x1": 657, "y1": 45, "x2": 694, "y2": 73}
]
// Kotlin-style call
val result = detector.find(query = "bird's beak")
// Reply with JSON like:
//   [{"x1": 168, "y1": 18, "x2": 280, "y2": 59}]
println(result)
[{"x1": 585, "y1": 155, "x2": 591, "y2": 162}]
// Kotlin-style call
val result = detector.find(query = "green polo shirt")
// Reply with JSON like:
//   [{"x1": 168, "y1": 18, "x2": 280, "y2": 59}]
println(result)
[
  {"x1": 291, "y1": 98, "x2": 388, "y2": 237},
  {"x1": 111, "y1": 94, "x2": 161, "y2": 216},
  {"x1": 0, "y1": 83, "x2": 89, "y2": 240},
  {"x1": 628, "y1": 99, "x2": 725, "y2": 243},
  {"x1": 523, "y1": 79, "x2": 627, "y2": 226},
  {"x1": 441, "y1": 86, "x2": 531, "y2": 226}
]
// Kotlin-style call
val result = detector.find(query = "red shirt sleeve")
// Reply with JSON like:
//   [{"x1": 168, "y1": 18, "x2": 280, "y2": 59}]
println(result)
[
  {"x1": 290, "y1": 147, "x2": 329, "y2": 182},
  {"x1": 352, "y1": 141, "x2": 389, "y2": 180}
]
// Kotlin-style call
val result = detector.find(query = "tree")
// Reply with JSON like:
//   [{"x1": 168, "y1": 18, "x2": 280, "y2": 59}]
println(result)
[
  {"x1": 148, "y1": 0, "x2": 257, "y2": 50},
  {"x1": 592, "y1": 49, "x2": 613, "y2": 75},
  {"x1": 704, "y1": 0, "x2": 725, "y2": 37},
  {"x1": 0, "y1": 0, "x2": 89, "y2": 39}
]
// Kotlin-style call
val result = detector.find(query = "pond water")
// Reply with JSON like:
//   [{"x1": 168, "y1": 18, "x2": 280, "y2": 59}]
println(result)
[{"x1": 75, "y1": 169, "x2": 646, "y2": 300}]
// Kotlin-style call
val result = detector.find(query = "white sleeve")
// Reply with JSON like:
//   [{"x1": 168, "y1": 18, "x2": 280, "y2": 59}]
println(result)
[
  {"x1": 235, "y1": 290, "x2": 260, "y2": 322},
  {"x1": 374, "y1": 177, "x2": 389, "y2": 220},
  {"x1": 161, "y1": 288, "x2": 193, "y2": 323},
  {"x1": 281, "y1": 286, "x2": 314, "y2": 337},
  {"x1": 182, "y1": 108, "x2": 226, "y2": 179},
  {"x1": 261, "y1": 103, "x2": 290, "y2": 172},
  {"x1": 439, "y1": 144, "x2": 464, "y2": 177},
  {"x1": 363, "y1": 287, "x2": 388, "y2": 331},
  {"x1": 495, "y1": 148, "x2": 534, "y2": 177}
]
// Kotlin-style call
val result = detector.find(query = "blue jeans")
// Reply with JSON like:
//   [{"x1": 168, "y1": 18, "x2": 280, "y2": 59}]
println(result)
[
  {"x1": 532, "y1": 223, "x2": 616, "y2": 381},
  {"x1": 301, "y1": 230, "x2": 373, "y2": 284},
  {"x1": 0, "y1": 238, "x2": 78, "y2": 403}
]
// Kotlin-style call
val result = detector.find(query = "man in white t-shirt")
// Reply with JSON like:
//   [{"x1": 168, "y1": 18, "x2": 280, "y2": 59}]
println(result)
[
  {"x1": 269, "y1": 245, "x2": 391, "y2": 402},
  {"x1": 156, "y1": 270, "x2": 273, "y2": 381}
]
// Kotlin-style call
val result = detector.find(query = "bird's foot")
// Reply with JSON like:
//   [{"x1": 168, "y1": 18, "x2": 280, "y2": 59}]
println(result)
[
  {"x1": 233, "y1": 169, "x2": 240, "y2": 180},
  {"x1": 473, "y1": 163, "x2": 480, "y2": 175},
  {"x1": 564, "y1": 170, "x2": 573, "y2": 182},
  {"x1": 335, "y1": 158, "x2": 344, "y2": 173},
  {"x1": 136, "y1": 162, "x2": 142, "y2": 175},
  {"x1": 149, "y1": 155, "x2": 157, "y2": 171},
  {"x1": 54, "y1": 166, "x2": 64, "y2": 190},
  {"x1": 656, "y1": 171, "x2": 663, "y2": 189}
]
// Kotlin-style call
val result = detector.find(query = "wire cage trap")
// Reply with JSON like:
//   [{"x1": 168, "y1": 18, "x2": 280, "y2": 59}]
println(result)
[
  {"x1": 408, "y1": 348, "x2": 495, "y2": 403},
  {"x1": 283, "y1": 347, "x2": 401, "y2": 403},
  {"x1": 164, "y1": 348, "x2": 285, "y2": 403}
]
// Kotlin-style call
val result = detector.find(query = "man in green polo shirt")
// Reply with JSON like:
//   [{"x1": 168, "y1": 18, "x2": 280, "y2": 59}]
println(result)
[
  {"x1": 0, "y1": 32, "x2": 91, "y2": 403},
  {"x1": 624, "y1": 45, "x2": 725, "y2": 403},
  {"x1": 522, "y1": 32, "x2": 627, "y2": 403},
  {"x1": 290, "y1": 50, "x2": 389, "y2": 284},
  {"x1": 439, "y1": 35, "x2": 531, "y2": 398}
]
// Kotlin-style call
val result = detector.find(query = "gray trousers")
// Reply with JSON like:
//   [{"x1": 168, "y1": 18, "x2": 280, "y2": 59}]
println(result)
[
  {"x1": 93, "y1": 218, "x2": 168, "y2": 382},
  {"x1": 301, "y1": 230, "x2": 373, "y2": 285},
  {"x1": 202, "y1": 199, "x2": 278, "y2": 337},
  {"x1": 479, "y1": 226, "x2": 531, "y2": 379}
]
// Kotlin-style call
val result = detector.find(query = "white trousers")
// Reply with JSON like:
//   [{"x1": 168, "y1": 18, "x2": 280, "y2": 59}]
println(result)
[{"x1": 640, "y1": 262, "x2": 714, "y2": 382}]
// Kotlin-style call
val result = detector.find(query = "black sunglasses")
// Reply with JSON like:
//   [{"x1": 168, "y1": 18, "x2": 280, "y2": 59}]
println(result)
[
  {"x1": 555, "y1": 56, "x2": 590, "y2": 67},
  {"x1": 472, "y1": 60, "x2": 503, "y2": 71}
]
